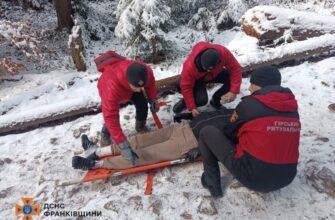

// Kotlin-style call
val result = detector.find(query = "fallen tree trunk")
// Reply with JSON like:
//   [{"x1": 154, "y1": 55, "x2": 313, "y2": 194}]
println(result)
[
  {"x1": 241, "y1": 6, "x2": 335, "y2": 42},
  {"x1": 1, "y1": 34, "x2": 335, "y2": 135}
]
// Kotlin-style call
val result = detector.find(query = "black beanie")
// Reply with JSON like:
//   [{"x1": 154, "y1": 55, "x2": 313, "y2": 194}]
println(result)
[
  {"x1": 126, "y1": 62, "x2": 148, "y2": 87},
  {"x1": 200, "y1": 49, "x2": 220, "y2": 70},
  {"x1": 250, "y1": 65, "x2": 281, "y2": 87}
]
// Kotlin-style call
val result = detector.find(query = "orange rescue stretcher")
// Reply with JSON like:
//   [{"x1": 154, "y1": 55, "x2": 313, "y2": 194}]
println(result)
[{"x1": 58, "y1": 102, "x2": 201, "y2": 195}]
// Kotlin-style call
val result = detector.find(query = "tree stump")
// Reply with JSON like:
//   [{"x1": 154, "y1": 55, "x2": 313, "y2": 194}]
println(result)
[{"x1": 68, "y1": 22, "x2": 87, "y2": 72}]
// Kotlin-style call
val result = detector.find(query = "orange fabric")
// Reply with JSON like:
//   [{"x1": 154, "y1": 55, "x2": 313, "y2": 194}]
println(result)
[{"x1": 83, "y1": 168, "x2": 116, "y2": 182}]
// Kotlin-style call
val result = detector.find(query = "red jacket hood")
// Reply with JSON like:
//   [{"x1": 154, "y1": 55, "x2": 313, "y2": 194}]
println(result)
[{"x1": 252, "y1": 91, "x2": 298, "y2": 112}]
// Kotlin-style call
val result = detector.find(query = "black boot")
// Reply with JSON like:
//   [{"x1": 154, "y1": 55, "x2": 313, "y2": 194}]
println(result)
[
  {"x1": 135, "y1": 120, "x2": 150, "y2": 133},
  {"x1": 173, "y1": 99, "x2": 186, "y2": 114},
  {"x1": 81, "y1": 134, "x2": 97, "y2": 151},
  {"x1": 201, "y1": 173, "x2": 223, "y2": 198},
  {"x1": 100, "y1": 124, "x2": 113, "y2": 147},
  {"x1": 81, "y1": 135, "x2": 99, "y2": 160},
  {"x1": 72, "y1": 156, "x2": 96, "y2": 170}
]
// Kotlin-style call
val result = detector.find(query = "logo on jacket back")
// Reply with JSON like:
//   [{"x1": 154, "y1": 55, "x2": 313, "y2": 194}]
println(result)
[
  {"x1": 267, "y1": 121, "x2": 301, "y2": 132},
  {"x1": 230, "y1": 111, "x2": 238, "y2": 123}
]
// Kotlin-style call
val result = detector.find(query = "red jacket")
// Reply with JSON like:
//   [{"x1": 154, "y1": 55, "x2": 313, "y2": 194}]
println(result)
[
  {"x1": 96, "y1": 51, "x2": 157, "y2": 144},
  {"x1": 225, "y1": 86, "x2": 300, "y2": 164},
  {"x1": 181, "y1": 42, "x2": 242, "y2": 110}
]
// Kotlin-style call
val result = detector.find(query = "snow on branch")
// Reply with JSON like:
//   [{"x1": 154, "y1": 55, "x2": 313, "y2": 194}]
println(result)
[
  {"x1": 188, "y1": 7, "x2": 216, "y2": 32},
  {"x1": 0, "y1": 20, "x2": 45, "y2": 77},
  {"x1": 0, "y1": 58, "x2": 26, "y2": 78},
  {"x1": 115, "y1": 0, "x2": 171, "y2": 62},
  {"x1": 0, "y1": 20, "x2": 42, "y2": 59}
]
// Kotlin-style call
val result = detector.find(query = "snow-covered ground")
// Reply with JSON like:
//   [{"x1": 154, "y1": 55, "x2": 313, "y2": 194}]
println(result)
[
  {"x1": 1, "y1": 57, "x2": 335, "y2": 219},
  {"x1": 1, "y1": 1, "x2": 335, "y2": 219}
]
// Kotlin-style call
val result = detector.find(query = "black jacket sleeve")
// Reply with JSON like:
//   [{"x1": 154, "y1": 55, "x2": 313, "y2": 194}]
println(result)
[{"x1": 224, "y1": 98, "x2": 264, "y2": 143}]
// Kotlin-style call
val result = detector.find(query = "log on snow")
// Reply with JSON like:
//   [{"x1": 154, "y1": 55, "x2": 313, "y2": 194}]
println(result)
[
  {"x1": 241, "y1": 6, "x2": 335, "y2": 41},
  {"x1": 1, "y1": 35, "x2": 335, "y2": 135}
]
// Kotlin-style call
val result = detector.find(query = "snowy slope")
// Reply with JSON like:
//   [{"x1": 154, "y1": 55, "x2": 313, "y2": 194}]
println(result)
[{"x1": 1, "y1": 58, "x2": 335, "y2": 219}]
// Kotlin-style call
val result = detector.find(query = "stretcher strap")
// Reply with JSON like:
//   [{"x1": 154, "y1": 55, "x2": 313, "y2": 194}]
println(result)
[
  {"x1": 144, "y1": 170, "x2": 154, "y2": 195},
  {"x1": 152, "y1": 112, "x2": 163, "y2": 129},
  {"x1": 144, "y1": 102, "x2": 166, "y2": 195}
]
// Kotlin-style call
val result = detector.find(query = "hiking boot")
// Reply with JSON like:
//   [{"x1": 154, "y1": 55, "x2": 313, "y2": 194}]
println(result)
[
  {"x1": 201, "y1": 173, "x2": 223, "y2": 198},
  {"x1": 81, "y1": 134, "x2": 97, "y2": 151},
  {"x1": 173, "y1": 99, "x2": 186, "y2": 114},
  {"x1": 81, "y1": 134, "x2": 98, "y2": 157},
  {"x1": 135, "y1": 120, "x2": 150, "y2": 133},
  {"x1": 209, "y1": 99, "x2": 222, "y2": 110},
  {"x1": 100, "y1": 124, "x2": 113, "y2": 147},
  {"x1": 72, "y1": 156, "x2": 95, "y2": 170}
]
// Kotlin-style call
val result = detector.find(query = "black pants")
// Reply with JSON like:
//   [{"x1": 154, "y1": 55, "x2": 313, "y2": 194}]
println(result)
[
  {"x1": 130, "y1": 92, "x2": 148, "y2": 121},
  {"x1": 199, "y1": 126, "x2": 297, "y2": 192},
  {"x1": 177, "y1": 69, "x2": 230, "y2": 107},
  {"x1": 199, "y1": 125, "x2": 236, "y2": 188},
  {"x1": 102, "y1": 92, "x2": 148, "y2": 140}
]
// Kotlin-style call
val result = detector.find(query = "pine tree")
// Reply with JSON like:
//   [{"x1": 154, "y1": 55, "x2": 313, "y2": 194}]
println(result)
[
  {"x1": 218, "y1": 0, "x2": 248, "y2": 29},
  {"x1": 115, "y1": 0, "x2": 171, "y2": 62}
]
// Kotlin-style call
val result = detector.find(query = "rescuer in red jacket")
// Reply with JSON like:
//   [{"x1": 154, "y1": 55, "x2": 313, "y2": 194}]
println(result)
[
  {"x1": 199, "y1": 65, "x2": 301, "y2": 197},
  {"x1": 173, "y1": 42, "x2": 242, "y2": 116},
  {"x1": 95, "y1": 51, "x2": 159, "y2": 165}
]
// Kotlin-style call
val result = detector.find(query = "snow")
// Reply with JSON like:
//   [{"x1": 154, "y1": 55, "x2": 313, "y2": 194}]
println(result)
[
  {"x1": 1, "y1": 1, "x2": 335, "y2": 219},
  {"x1": 236, "y1": 34, "x2": 335, "y2": 67},
  {"x1": 242, "y1": 5, "x2": 335, "y2": 35},
  {"x1": 1, "y1": 57, "x2": 335, "y2": 219},
  {"x1": 0, "y1": 70, "x2": 100, "y2": 127},
  {"x1": 2, "y1": 32, "x2": 334, "y2": 128}
]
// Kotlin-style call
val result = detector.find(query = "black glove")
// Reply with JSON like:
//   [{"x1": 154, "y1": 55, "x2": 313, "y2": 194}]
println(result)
[
  {"x1": 185, "y1": 148, "x2": 201, "y2": 161},
  {"x1": 148, "y1": 99, "x2": 159, "y2": 112},
  {"x1": 118, "y1": 140, "x2": 139, "y2": 166}
]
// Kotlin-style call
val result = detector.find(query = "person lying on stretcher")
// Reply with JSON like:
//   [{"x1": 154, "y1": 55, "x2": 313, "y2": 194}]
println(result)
[{"x1": 72, "y1": 109, "x2": 232, "y2": 170}]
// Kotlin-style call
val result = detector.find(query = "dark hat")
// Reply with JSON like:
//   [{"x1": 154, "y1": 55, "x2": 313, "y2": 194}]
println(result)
[
  {"x1": 250, "y1": 65, "x2": 281, "y2": 87},
  {"x1": 200, "y1": 48, "x2": 220, "y2": 70},
  {"x1": 126, "y1": 62, "x2": 148, "y2": 87}
]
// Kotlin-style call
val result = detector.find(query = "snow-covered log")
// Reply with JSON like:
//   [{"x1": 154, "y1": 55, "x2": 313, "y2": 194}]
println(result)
[
  {"x1": 1, "y1": 34, "x2": 335, "y2": 135},
  {"x1": 241, "y1": 6, "x2": 335, "y2": 42}
]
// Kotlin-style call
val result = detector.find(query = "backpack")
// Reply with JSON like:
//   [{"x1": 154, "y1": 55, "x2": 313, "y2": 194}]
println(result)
[{"x1": 94, "y1": 50, "x2": 126, "y2": 72}]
